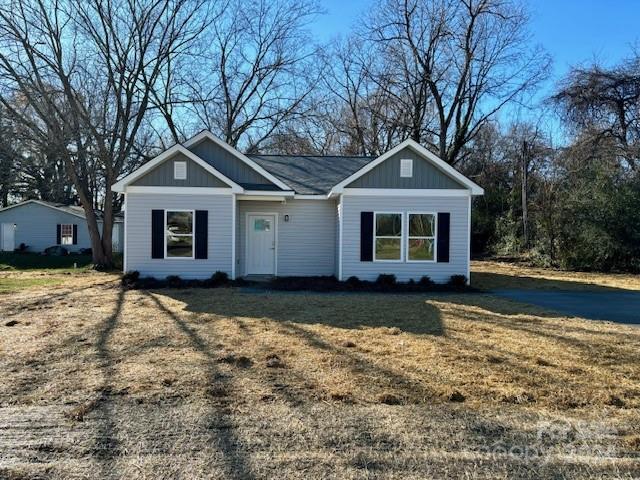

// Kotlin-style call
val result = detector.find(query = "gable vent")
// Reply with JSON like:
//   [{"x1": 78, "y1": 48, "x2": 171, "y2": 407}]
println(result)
[
  {"x1": 400, "y1": 158, "x2": 413, "y2": 178},
  {"x1": 174, "y1": 161, "x2": 187, "y2": 180}
]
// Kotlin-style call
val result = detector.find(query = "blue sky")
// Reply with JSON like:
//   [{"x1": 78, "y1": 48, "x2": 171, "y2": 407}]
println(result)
[{"x1": 312, "y1": 0, "x2": 640, "y2": 86}]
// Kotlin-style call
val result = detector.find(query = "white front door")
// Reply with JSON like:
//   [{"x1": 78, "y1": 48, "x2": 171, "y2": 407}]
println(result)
[
  {"x1": 1, "y1": 223, "x2": 15, "y2": 252},
  {"x1": 246, "y1": 214, "x2": 276, "y2": 275}
]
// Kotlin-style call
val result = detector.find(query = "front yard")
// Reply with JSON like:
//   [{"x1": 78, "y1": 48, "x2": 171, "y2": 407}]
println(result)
[{"x1": 1, "y1": 265, "x2": 639, "y2": 478}]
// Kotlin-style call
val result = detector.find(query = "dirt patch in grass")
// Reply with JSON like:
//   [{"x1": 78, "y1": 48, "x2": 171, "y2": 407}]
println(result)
[
  {"x1": 1, "y1": 271, "x2": 639, "y2": 478},
  {"x1": 471, "y1": 260, "x2": 640, "y2": 291}
]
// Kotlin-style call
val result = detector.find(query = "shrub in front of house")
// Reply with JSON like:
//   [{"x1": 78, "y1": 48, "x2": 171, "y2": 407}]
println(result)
[
  {"x1": 419, "y1": 276, "x2": 435, "y2": 288},
  {"x1": 121, "y1": 272, "x2": 473, "y2": 293},
  {"x1": 121, "y1": 270, "x2": 140, "y2": 289},
  {"x1": 375, "y1": 274, "x2": 397, "y2": 290},
  {"x1": 44, "y1": 245, "x2": 68, "y2": 256},
  {"x1": 345, "y1": 276, "x2": 364, "y2": 290},
  {"x1": 268, "y1": 275, "x2": 341, "y2": 291},
  {"x1": 448, "y1": 274, "x2": 468, "y2": 288},
  {"x1": 208, "y1": 271, "x2": 229, "y2": 287},
  {"x1": 166, "y1": 275, "x2": 183, "y2": 288}
]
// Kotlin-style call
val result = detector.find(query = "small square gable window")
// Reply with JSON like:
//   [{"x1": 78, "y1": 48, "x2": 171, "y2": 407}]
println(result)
[
  {"x1": 400, "y1": 158, "x2": 413, "y2": 178},
  {"x1": 174, "y1": 161, "x2": 187, "y2": 180}
]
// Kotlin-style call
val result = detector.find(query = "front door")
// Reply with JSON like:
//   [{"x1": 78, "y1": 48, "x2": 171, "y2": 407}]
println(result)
[
  {"x1": 246, "y1": 214, "x2": 276, "y2": 275},
  {"x1": 1, "y1": 223, "x2": 15, "y2": 252}
]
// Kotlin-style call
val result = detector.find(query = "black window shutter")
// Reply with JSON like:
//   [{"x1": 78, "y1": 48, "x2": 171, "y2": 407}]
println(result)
[
  {"x1": 72, "y1": 224, "x2": 78, "y2": 245},
  {"x1": 151, "y1": 210, "x2": 164, "y2": 259},
  {"x1": 437, "y1": 212, "x2": 450, "y2": 263},
  {"x1": 56, "y1": 224, "x2": 61, "y2": 244},
  {"x1": 195, "y1": 210, "x2": 208, "y2": 259},
  {"x1": 360, "y1": 211, "x2": 374, "y2": 262}
]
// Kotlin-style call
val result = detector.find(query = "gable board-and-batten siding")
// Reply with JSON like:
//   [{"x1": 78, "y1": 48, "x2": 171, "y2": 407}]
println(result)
[
  {"x1": 188, "y1": 139, "x2": 276, "y2": 187},
  {"x1": 131, "y1": 153, "x2": 229, "y2": 188},
  {"x1": 0, "y1": 202, "x2": 93, "y2": 252},
  {"x1": 346, "y1": 147, "x2": 466, "y2": 190},
  {"x1": 340, "y1": 195, "x2": 469, "y2": 282},
  {"x1": 236, "y1": 199, "x2": 337, "y2": 277},
  {"x1": 125, "y1": 193, "x2": 233, "y2": 278}
]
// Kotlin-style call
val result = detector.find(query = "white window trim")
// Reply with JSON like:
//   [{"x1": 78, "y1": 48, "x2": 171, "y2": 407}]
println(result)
[
  {"x1": 406, "y1": 212, "x2": 437, "y2": 263},
  {"x1": 164, "y1": 209, "x2": 195, "y2": 260},
  {"x1": 373, "y1": 211, "x2": 404, "y2": 263},
  {"x1": 174, "y1": 160, "x2": 187, "y2": 180},
  {"x1": 60, "y1": 223, "x2": 73, "y2": 245},
  {"x1": 400, "y1": 158, "x2": 413, "y2": 178}
]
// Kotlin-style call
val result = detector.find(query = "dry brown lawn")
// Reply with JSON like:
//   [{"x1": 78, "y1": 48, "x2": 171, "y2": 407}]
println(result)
[
  {"x1": 1, "y1": 269, "x2": 639, "y2": 479},
  {"x1": 472, "y1": 260, "x2": 640, "y2": 291}
]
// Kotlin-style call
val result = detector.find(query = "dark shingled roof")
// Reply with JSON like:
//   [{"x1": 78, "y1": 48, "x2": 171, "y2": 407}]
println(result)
[{"x1": 247, "y1": 154, "x2": 375, "y2": 194}]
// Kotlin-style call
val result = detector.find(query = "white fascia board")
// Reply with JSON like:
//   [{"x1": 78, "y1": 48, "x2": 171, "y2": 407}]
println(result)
[
  {"x1": 125, "y1": 186, "x2": 238, "y2": 195},
  {"x1": 237, "y1": 195, "x2": 288, "y2": 201},
  {"x1": 242, "y1": 190, "x2": 295, "y2": 197},
  {"x1": 0, "y1": 199, "x2": 88, "y2": 219},
  {"x1": 293, "y1": 194, "x2": 329, "y2": 200},
  {"x1": 329, "y1": 139, "x2": 484, "y2": 196},
  {"x1": 183, "y1": 130, "x2": 292, "y2": 191},
  {"x1": 111, "y1": 144, "x2": 243, "y2": 193},
  {"x1": 341, "y1": 188, "x2": 471, "y2": 197}
]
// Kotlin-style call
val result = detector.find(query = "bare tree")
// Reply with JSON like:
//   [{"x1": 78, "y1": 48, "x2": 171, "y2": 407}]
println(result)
[
  {"x1": 361, "y1": 0, "x2": 550, "y2": 164},
  {"x1": 0, "y1": 0, "x2": 209, "y2": 267},
  {"x1": 554, "y1": 57, "x2": 640, "y2": 171},
  {"x1": 322, "y1": 38, "x2": 406, "y2": 155},
  {"x1": 179, "y1": 0, "x2": 321, "y2": 151}
]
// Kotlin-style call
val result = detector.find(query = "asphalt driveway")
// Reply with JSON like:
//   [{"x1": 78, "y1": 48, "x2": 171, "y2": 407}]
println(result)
[{"x1": 492, "y1": 289, "x2": 640, "y2": 325}]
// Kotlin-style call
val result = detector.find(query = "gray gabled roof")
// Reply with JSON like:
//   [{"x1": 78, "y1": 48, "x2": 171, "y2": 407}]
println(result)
[
  {"x1": 0, "y1": 199, "x2": 123, "y2": 221},
  {"x1": 247, "y1": 154, "x2": 375, "y2": 195}
]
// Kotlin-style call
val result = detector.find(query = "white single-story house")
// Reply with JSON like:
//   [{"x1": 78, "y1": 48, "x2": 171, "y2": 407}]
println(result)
[
  {"x1": 0, "y1": 200, "x2": 124, "y2": 253},
  {"x1": 112, "y1": 131, "x2": 483, "y2": 283}
]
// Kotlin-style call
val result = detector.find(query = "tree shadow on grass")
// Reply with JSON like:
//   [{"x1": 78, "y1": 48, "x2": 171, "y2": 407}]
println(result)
[
  {"x1": 103, "y1": 287, "x2": 640, "y2": 477},
  {"x1": 167, "y1": 289, "x2": 445, "y2": 336},
  {"x1": 142, "y1": 292, "x2": 256, "y2": 480},
  {"x1": 156, "y1": 289, "x2": 446, "y2": 405},
  {"x1": 91, "y1": 286, "x2": 125, "y2": 475}
]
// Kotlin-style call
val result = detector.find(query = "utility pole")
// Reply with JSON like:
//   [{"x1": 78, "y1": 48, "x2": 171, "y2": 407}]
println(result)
[{"x1": 521, "y1": 140, "x2": 529, "y2": 250}]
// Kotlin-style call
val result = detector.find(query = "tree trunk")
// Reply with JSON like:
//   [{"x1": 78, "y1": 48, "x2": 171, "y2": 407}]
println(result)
[{"x1": 80, "y1": 195, "x2": 112, "y2": 268}]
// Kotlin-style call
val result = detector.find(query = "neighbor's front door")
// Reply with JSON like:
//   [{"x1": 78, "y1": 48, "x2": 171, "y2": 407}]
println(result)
[
  {"x1": 1, "y1": 223, "x2": 15, "y2": 252},
  {"x1": 246, "y1": 214, "x2": 276, "y2": 275}
]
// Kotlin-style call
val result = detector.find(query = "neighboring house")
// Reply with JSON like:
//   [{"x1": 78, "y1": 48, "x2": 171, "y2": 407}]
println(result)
[
  {"x1": 112, "y1": 131, "x2": 483, "y2": 283},
  {"x1": 0, "y1": 200, "x2": 124, "y2": 253}
]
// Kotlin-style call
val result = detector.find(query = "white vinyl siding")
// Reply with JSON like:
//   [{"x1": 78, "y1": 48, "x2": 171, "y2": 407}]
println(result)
[
  {"x1": 341, "y1": 195, "x2": 469, "y2": 282},
  {"x1": 237, "y1": 199, "x2": 337, "y2": 277},
  {"x1": 125, "y1": 193, "x2": 233, "y2": 278},
  {"x1": 0, "y1": 202, "x2": 96, "y2": 252}
]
